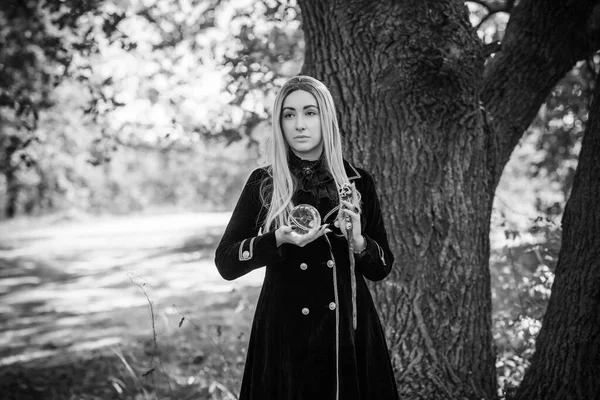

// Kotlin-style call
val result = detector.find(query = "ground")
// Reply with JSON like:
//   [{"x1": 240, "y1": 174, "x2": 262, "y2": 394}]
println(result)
[{"x1": 0, "y1": 211, "x2": 264, "y2": 400}]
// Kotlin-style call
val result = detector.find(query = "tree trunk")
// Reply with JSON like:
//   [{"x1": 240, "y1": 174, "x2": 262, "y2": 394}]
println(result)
[
  {"x1": 300, "y1": 1, "x2": 496, "y2": 398},
  {"x1": 298, "y1": 0, "x2": 600, "y2": 397},
  {"x1": 510, "y1": 65, "x2": 600, "y2": 400},
  {"x1": 482, "y1": 0, "x2": 600, "y2": 186},
  {"x1": 4, "y1": 167, "x2": 18, "y2": 218},
  {"x1": 298, "y1": 0, "x2": 600, "y2": 398}
]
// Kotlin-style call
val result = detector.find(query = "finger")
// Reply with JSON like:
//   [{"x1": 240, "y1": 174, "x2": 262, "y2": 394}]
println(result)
[
  {"x1": 321, "y1": 223, "x2": 333, "y2": 234},
  {"x1": 341, "y1": 200, "x2": 359, "y2": 213},
  {"x1": 342, "y1": 208, "x2": 360, "y2": 221},
  {"x1": 340, "y1": 211, "x2": 361, "y2": 236},
  {"x1": 297, "y1": 225, "x2": 325, "y2": 244},
  {"x1": 341, "y1": 199, "x2": 358, "y2": 208},
  {"x1": 341, "y1": 199, "x2": 354, "y2": 209},
  {"x1": 308, "y1": 224, "x2": 326, "y2": 235},
  {"x1": 318, "y1": 225, "x2": 330, "y2": 236},
  {"x1": 313, "y1": 225, "x2": 328, "y2": 239}
]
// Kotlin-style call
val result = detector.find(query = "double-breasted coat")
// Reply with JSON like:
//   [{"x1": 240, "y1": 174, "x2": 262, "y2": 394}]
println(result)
[{"x1": 214, "y1": 158, "x2": 399, "y2": 400}]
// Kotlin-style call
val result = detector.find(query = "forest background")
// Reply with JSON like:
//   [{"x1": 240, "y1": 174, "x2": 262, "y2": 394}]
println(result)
[{"x1": 0, "y1": 0, "x2": 597, "y2": 399}]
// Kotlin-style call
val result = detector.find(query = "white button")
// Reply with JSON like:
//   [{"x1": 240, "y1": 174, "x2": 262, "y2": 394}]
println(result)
[
  {"x1": 242, "y1": 250, "x2": 250, "y2": 259},
  {"x1": 327, "y1": 260, "x2": 334, "y2": 268},
  {"x1": 329, "y1": 302, "x2": 336, "y2": 310},
  {"x1": 300, "y1": 262, "x2": 308, "y2": 270},
  {"x1": 302, "y1": 307, "x2": 310, "y2": 315}
]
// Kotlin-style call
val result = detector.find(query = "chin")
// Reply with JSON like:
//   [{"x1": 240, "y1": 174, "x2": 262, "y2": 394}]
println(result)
[
  {"x1": 293, "y1": 145, "x2": 318, "y2": 154},
  {"x1": 289, "y1": 141, "x2": 323, "y2": 159}
]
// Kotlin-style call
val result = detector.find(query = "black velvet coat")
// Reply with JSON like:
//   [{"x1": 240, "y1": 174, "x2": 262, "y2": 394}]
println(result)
[{"x1": 214, "y1": 158, "x2": 398, "y2": 400}]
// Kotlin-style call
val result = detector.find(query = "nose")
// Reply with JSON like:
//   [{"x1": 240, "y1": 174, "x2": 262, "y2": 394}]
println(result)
[{"x1": 295, "y1": 115, "x2": 306, "y2": 131}]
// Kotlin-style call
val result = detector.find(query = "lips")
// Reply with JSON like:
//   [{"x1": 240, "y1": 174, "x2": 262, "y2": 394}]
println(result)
[{"x1": 295, "y1": 135, "x2": 310, "y2": 139}]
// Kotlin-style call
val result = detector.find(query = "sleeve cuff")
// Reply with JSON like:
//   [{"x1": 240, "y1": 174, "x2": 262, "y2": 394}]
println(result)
[
  {"x1": 239, "y1": 230, "x2": 283, "y2": 266},
  {"x1": 354, "y1": 235, "x2": 390, "y2": 281}
]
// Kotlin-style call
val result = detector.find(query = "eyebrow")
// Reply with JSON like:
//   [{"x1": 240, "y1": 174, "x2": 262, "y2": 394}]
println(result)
[{"x1": 282, "y1": 105, "x2": 319, "y2": 111}]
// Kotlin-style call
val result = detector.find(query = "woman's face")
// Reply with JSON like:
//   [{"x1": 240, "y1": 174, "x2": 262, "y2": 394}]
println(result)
[{"x1": 281, "y1": 90, "x2": 323, "y2": 161}]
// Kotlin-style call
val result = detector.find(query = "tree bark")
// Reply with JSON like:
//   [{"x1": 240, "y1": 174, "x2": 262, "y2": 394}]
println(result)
[
  {"x1": 298, "y1": 0, "x2": 600, "y2": 398},
  {"x1": 483, "y1": 0, "x2": 600, "y2": 185},
  {"x1": 300, "y1": 1, "x2": 495, "y2": 398},
  {"x1": 510, "y1": 64, "x2": 600, "y2": 400}
]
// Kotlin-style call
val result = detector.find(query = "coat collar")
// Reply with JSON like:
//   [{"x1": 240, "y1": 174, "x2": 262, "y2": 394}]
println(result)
[
  {"x1": 343, "y1": 159, "x2": 361, "y2": 181},
  {"x1": 287, "y1": 150, "x2": 361, "y2": 181}
]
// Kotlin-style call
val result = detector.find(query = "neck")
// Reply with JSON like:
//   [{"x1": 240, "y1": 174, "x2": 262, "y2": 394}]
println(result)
[{"x1": 289, "y1": 146, "x2": 323, "y2": 161}]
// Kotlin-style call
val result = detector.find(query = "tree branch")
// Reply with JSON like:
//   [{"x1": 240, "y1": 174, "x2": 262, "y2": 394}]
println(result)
[{"x1": 482, "y1": 0, "x2": 600, "y2": 188}]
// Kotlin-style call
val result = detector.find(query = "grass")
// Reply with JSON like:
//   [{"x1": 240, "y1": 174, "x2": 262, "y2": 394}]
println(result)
[
  {"x1": 0, "y1": 211, "x2": 263, "y2": 400},
  {"x1": 0, "y1": 208, "x2": 556, "y2": 399},
  {"x1": 0, "y1": 285, "x2": 261, "y2": 400}
]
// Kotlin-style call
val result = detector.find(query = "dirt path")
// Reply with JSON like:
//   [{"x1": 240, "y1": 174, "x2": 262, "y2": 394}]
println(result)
[{"x1": 0, "y1": 212, "x2": 264, "y2": 367}]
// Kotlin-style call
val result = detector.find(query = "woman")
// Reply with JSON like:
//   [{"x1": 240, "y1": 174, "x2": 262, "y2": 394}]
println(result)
[{"x1": 215, "y1": 76, "x2": 398, "y2": 400}]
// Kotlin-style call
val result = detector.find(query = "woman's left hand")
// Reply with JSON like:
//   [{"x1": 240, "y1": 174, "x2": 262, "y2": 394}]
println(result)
[{"x1": 338, "y1": 199, "x2": 366, "y2": 251}]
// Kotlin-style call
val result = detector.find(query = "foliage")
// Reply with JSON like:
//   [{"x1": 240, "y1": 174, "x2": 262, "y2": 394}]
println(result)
[
  {"x1": 0, "y1": 0, "x2": 306, "y2": 218},
  {"x1": 0, "y1": 0, "x2": 277, "y2": 217},
  {"x1": 490, "y1": 205, "x2": 560, "y2": 398},
  {"x1": 0, "y1": 0, "x2": 131, "y2": 217},
  {"x1": 220, "y1": 0, "x2": 303, "y2": 145},
  {"x1": 529, "y1": 59, "x2": 598, "y2": 205},
  {"x1": 0, "y1": 301, "x2": 254, "y2": 400}
]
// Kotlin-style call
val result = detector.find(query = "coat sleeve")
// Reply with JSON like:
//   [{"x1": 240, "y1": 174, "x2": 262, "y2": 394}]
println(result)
[
  {"x1": 214, "y1": 168, "x2": 282, "y2": 281},
  {"x1": 354, "y1": 169, "x2": 395, "y2": 281}
]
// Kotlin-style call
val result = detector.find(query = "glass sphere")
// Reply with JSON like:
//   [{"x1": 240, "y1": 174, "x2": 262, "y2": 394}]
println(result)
[{"x1": 288, "y1": 204, "x2": 321, "y2": 236}]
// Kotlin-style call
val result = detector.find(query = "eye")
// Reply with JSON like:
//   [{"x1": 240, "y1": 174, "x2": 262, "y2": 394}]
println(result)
[
  {"x1": 306, "y1": 109, "x2": 318, "y2": 116},
  {"x1": 283, "y1": 112, "x2": 295, "y2": 119}
]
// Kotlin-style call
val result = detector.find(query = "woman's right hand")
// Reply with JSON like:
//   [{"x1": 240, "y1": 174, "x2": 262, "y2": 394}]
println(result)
[{"x1": 275, "y1": 224, "x2": 331, "y2": 247}]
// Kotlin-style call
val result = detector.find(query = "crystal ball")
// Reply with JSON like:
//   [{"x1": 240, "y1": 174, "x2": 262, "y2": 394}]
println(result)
[{"x1": 288, "y1": 204, "x2": 321, "y2": 236}]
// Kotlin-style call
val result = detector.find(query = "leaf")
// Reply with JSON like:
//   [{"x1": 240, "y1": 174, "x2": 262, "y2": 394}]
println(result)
[
  {"x1": 179, "y1": 317, "x2": 185, "y2": 328},
  {"x1": 142, "y1": 368, "x2": 155, "y2": 377},
  {"x1": 192, "y1": 354, "x2": 205, "y2": 365}
]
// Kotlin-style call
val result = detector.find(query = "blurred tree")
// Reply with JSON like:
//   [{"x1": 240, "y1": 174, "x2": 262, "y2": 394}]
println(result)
[
  {"x1": 113, "y1": 0, "x2": 302, "y2": 147},
  {"x1": 0, "y1": 0, "x2": 129, "y2": 218},
  {"x1": 1, "y1": 0, "x2": 291, "y2": 218},
  {"x1": 219, "y1": 1, "x2": 303, "y2": 146},
  {"x1": 293, "y1": 0, "x2": 600, "y2": 399}
]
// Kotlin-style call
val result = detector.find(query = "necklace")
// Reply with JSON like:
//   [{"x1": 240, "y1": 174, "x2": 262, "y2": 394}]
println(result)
[{"x1": 302, "y1": 165, "x2": 314, "y2": 177}]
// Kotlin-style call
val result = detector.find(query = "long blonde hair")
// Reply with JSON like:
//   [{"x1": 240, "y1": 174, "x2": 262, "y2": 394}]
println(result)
[{"x1": 260, "y1": 75, "x2": 355, "y2": 232}]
